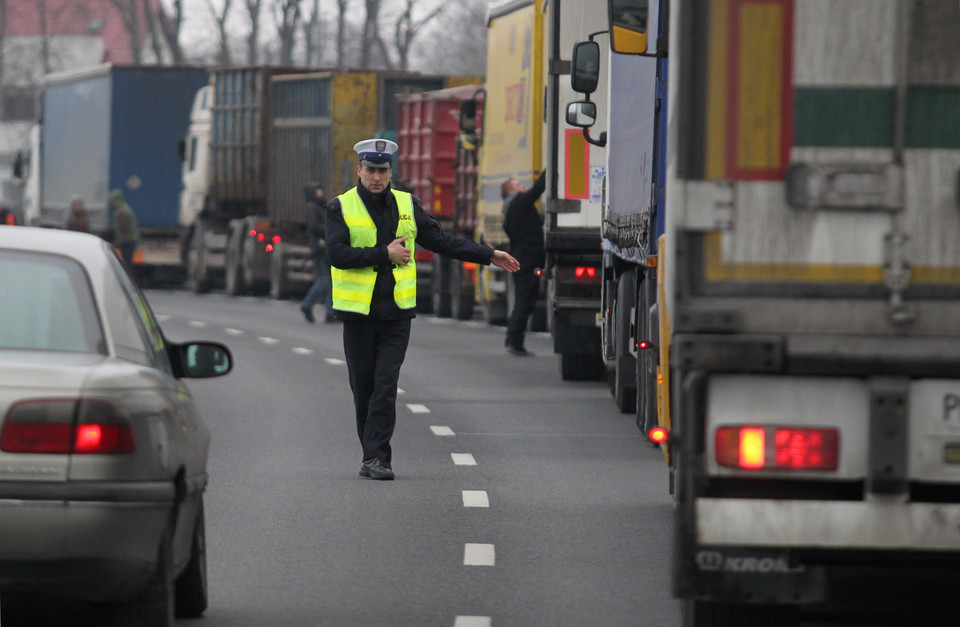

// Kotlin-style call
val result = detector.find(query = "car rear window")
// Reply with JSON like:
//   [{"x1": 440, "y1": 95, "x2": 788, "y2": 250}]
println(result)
[{"x1": 0, "y1": 250, "x2": 105, "y2": 353}]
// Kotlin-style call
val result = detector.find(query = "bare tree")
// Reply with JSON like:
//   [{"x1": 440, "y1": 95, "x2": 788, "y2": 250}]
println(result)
[
  {"x1": 392, "y1": 0, "x2": 444, "y2": 71},
  {"x1": 302, "y1": 0, "x2": 322, "y2": 66},
  {"x1": 273, "y1": 0, "x2": 302, "y2": 65},
  {"x1": 360, "y1": 0, "x2": 392, "y2": 69},
  {"x1": 335, "y1": 0, "x2": 349, "y2": 68},
  {"x1": 140, "y1": 0, "x2": 167, "y2": 62},
  {"x1": 107, "y1": 0, "x2": 144, "y2": 64},
  {"x1": 204, "y1": 0, "x2": 234, "y2": 65},
  {"x1": 416, "y1": 0, "x2": 486, "y2": 75},
  {"x1": 243, "y1": 0, "x2": 264, "y2": 64},
  {"x1": 158, "y1": 0, "x2": 186, "y2": 64}
]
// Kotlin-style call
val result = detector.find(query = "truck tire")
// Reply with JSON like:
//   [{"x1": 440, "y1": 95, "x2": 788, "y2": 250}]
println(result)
[
  {"x1": 450, "y1": 260, "x2": 475, "y2": 320},
  {"x1": 224, "y1": 225, "x2": 246, "y2": 296},
  {"x1": 269, "y1": 244, "x2": 291, "y2": 300},
  {"x1": 479, "y1": 266, "x2": 507, "y2": 325},
  {"x1": 432, "y1": 255, "x2": 452, "y2": 317},
  {"x1": 560, "y1": 352, "x2": 605, "y2": 381},
  {"x1": 682, "y1": 601, "x2": 799, "y2": 627},
  {"x1": 185, "y1": 227, "x2": 211, "y2": 294},
  {"x1": 614, "y1": 269, "x2": 637, "y2": 413}
]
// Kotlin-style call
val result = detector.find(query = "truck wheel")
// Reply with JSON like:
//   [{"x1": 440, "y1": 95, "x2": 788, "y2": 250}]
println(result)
[
  {"x1": 614, "y1": 269, "x2": 637, "y2": 413},
  {"x1": 224, "y1": 226, "x2": 246, "y2": 296},
  {"x1": 432, "y1": 255, "x2": 452, "y2": 317},
  {"x1": 560, "y1": 352, "x2": 605, "y2": 381},
  {"x1": 682, "y1": 601, "x2": 799, "y2": 627},
  {"x1": 269, "y1": 244, "x2": 291, "y2": 300},
  {"x1": 185, "y1": 230, "x2": 211, "y2": 294},
  {"x1": 479, "y1": 267, "x2": 507, "y2": 325},
  {"x1": 450, "y1": 260, "x2": 475, "y2": 320}
]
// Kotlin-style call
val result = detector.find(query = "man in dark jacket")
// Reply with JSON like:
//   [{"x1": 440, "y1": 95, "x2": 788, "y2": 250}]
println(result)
[
  {"x1": 300, "y1": 183, "x2": 334, "y2": 323},
  {"x1": 501, "y1": 171, "x2": 546, "y2": 356},
  {"x1": 326, "y1": 138, "x2": 520, "y2": 480}
]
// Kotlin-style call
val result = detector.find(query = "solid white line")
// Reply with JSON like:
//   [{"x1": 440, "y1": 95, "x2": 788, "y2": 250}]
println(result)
[
  {"x1": 324, "y1": 358, "x2": 346, "y2": 365},
  {"x1": 454, "y1": 617, "x2": 491, "y2": 627},
  {"x1": 430, "y1": 426, "x2": 455, "y2": 436},
  {"x1": 224, "y1": 328, "x2": 244, "y2": 336},
  {"x1": 462, "y1": 490, "x2": 489, "y2": 508},
  {"x1": 257, "y1": 337, "x2": 279, "y2": 345},
  {"x1": 451, "y1": 453, "x2": 476, "y2": 466},
  {"x1": 407, "y1": 403, "x2": 430, "y2": 414},
  {"x1": 463, "y1": 543, "x2": 495, "y2": 566},
  {"x1": 292, "y1": 347, "x2": 313, "y2": 356},
  {"x1": 188, "y1": 320, "x2": 208, "y2": 328}
]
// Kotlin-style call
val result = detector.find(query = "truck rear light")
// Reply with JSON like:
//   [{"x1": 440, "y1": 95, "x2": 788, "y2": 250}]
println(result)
[
  {"x1": 648, "y1": 426, "x2": 670, "y2": 445},
  {"x1": 557, "y1": 266, "x2": 600, "y2": 283},
  {"x1": 1, "y1": 398, "x2": 135, "y2": 455},
  {"x1": 715, "y1": 425, "x2": 838, "y2": 471}
]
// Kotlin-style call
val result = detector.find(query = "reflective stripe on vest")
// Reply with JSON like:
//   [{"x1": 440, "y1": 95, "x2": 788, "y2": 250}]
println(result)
[{"x1": 331, "y1": 187, "x2": 417, "y2": 314}]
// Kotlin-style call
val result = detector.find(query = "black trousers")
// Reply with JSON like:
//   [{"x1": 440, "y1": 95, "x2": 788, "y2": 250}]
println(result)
[
  {"x1": 506, "y1": 267, "x2": 539, "y2": 350},
  {"x1": 342, "y1": 318, "x2": 411, "y2": 463}
]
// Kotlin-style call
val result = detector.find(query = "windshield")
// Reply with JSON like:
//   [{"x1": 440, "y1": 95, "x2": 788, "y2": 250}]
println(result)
[{"x1": 0, "y1": 250, "x2": 105, "y2": 354}]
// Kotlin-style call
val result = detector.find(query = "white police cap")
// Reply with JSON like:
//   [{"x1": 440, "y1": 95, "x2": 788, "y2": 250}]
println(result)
[{"x1": 354, "y1": 138, "x2": 398, "y2": 168}]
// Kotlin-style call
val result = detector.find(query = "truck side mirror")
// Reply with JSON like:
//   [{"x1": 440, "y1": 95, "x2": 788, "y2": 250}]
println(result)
[
  {"x1": 459, "y1": 99, "x2": 477, "y2": 133},
  {"x1": 608, "y1": 0, "x2": 650, "y2": 55},
  {"x1": 571, "y1": 41, "x2": 601, "y2": 95},
  {"x1": 566, "y1": 101, "x2": 598, "y2": 128}
]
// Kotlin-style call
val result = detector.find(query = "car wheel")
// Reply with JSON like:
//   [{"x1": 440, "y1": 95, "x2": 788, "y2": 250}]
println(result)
[
  {"x1": 175, "y1": 501, "x2": 208, "y2": 618},
  {"x1": 111, "y1": 528, "x2": 174, "y2": 627}
]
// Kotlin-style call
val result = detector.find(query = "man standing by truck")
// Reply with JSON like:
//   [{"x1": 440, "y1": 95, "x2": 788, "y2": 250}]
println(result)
[
  {"x1": 300, "y1": 182, "x2": 334, "y2": 323},
  {"x1": 501, "y1": 171, "x2": 546, "y2": 356},
  {"x1": 326, "y1": 138, "x2": 520, "y2": 480}
]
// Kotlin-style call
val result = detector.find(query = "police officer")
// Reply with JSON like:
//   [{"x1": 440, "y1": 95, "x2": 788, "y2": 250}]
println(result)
[{"x1": 327, "y1": 139, "x2": 520, "y2": 480}]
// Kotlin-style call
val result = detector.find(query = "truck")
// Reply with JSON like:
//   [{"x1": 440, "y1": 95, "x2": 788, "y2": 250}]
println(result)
[
  {"x1": 395, "y1": 84, "x2": 485, "y2": 319},
  {"x1": 27, "y1": 64, "x2": 208, "y2": 284},
  {"x1": 590, "y1": 0, "x2": 960, "y2": 623},
  {"x1": 180, "y1": 67, "x2": 480, "y2": 299},
  {"x1": 455, "y1": 0, "x2": 607, "y2": 380}
]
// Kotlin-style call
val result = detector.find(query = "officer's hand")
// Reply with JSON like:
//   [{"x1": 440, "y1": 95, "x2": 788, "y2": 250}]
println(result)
[
  {"x1": 388, "y1": 237, "x2": 411, "y2": 265},
  {"x1": 491, "y1": 250, "x2": 520, "y2": 273}
]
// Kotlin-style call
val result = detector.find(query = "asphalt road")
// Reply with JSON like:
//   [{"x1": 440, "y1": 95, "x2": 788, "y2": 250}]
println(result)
[{"x1": 2, "y1": 290, "x2": 680, "y2": 627}]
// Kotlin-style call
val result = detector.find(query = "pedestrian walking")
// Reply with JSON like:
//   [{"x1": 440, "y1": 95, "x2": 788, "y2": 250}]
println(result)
[
  {"x1": 109, "y1": 189, "x2": 140, "y2": 270},
  {"x1": 326, "y1": 138, "x2": 520, "y2": 480},
  {"x1": 501, "y1": 171, "x2": 546, "y2": 356},
  {"x1": 300, "y1": 182, "x2": 335, "y2": 323},
  {"x1": 65, "y1": 196, "x2": 89, "y2": 233}
]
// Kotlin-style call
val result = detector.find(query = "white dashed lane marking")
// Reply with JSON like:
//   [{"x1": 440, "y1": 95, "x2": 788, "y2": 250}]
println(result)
[
  {"x1": 430, "y1": 426, "x2": 455, "y2": 436},
  {"x1": 224, "y1": 328, "x2": 244, "y2": 336},
  {"x1": 188, "y1": 321, "x2": 208, "y2": 328},
  {"x1": 451, "y1": 453, "x2": 477, "y2": 466},
  {"x1": 454, "y1": 617, "x2": 491, "y2": 627},
  {"x1": 292, "y1": 347, "x2": 314, "y2": 356},
  {"x1": 407, "y1": 403, "x2": 430, "y2": 414},
  {"x1": 324, "y1": 358, "x2": 346, "y2": 365},
  {"x1": 462, "y1": 490, "x2": 489, "y2": 508},
  {"x1": 257, "y1": 337, "x2": 279, "y2": 345},
  {"x1": 463, "y1": 543, "x2": 495, "y2": 566}
]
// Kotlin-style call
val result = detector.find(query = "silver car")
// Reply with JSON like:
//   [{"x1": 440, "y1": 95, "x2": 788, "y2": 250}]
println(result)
[{"x1": 0, "y1": 226, "x2": 231, "y2": 625}]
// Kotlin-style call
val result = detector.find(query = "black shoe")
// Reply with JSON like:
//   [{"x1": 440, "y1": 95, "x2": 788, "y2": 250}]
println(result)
[
  {"x1": 324, "y1": 313, "x2": 338, "y2": 323},
  {"x1": 301, "y1": 306, "x2": 315, "y2": 323},
  {"x1": 507, "y1": 346, "x2": 534, "y2": 357},
  {"x1": 359, "y1": 458, "x2": 394, "y2": 480}
]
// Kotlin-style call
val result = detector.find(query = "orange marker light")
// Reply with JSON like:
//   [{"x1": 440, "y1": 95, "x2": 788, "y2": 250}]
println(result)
[
  {"x1": 739, "y1": 428, "x2": 765, "y2": 469},
  {"x1": 648, "y1": 426, "x2": 669, "y2": 445}
]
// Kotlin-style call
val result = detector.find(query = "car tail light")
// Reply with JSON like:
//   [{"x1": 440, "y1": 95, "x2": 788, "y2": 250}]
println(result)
[
  {"x1": 715, "y1": 425, "x2": 838, "y2": 471},
  {"x1": 1, "y1": 398, "x2": 135, "y2": 455}
]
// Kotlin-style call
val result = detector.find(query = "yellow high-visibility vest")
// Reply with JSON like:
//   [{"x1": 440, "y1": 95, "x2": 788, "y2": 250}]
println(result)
[{"x1": 331, "y1": 187, "x2": 417, "y2": 314}]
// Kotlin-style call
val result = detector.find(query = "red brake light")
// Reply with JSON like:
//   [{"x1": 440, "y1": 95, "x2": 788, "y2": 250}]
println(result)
[
  {"x1": 271, "y1": 235, "x2": 282, "y2": 244},
  {"x1": 557, "y1": 266, "x2": 601, "y2": 284},
  {"x1": 716, "y1": 426, "x2": 838, "y2": 471},
  {"x1": 248, "y1": 229, "x2": 257, "y2": 238},
  {"x1": 257, "y1": 232, "x2": 265, "y2": 243},
  {"x1": 1, "y1": 398, "x2": 135, "y2": 454}
]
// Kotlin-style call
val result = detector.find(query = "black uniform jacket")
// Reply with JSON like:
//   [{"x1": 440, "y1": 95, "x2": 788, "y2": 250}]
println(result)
[
  {"x1": 502, "y1": 171, "x2": 546, "y2": 271},
  {"x1": 326, "y1": 182, "x2": 495, "y2": 320}
]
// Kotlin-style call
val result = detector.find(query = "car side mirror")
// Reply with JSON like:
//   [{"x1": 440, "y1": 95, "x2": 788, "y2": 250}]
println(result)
[{"x1": 170, "y1": 341, "x2": 233, "y2": 378}]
